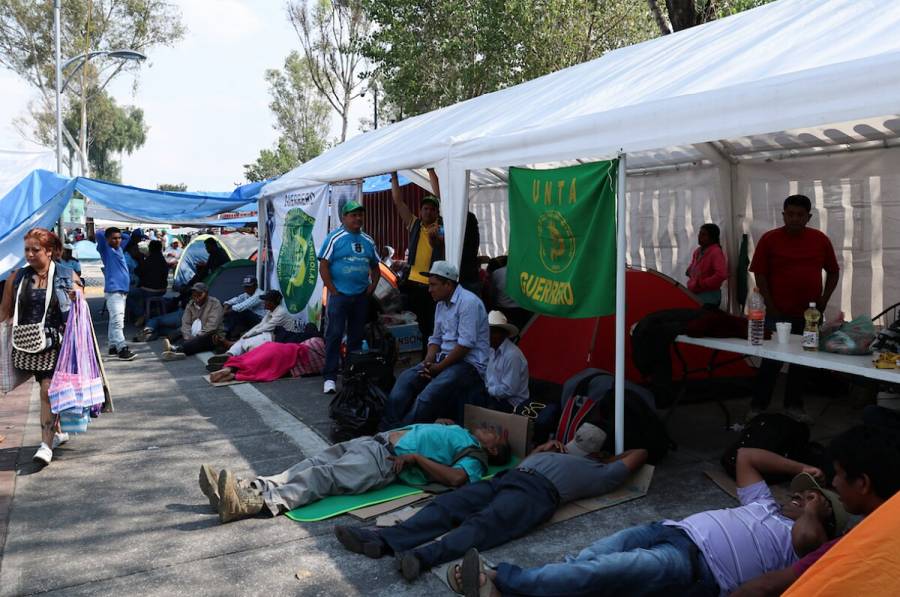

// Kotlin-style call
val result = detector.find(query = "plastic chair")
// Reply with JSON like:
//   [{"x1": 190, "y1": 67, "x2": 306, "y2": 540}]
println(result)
[{"x1": 144, "y1": 295, "x2": 168, "y2": 320}]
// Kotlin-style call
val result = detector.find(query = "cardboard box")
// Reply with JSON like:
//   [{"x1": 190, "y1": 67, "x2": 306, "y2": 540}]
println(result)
[
  {"x1": 464, "y1": 404, "x2": 531, "y2": 460},
  {"x1": 387, "y1": 323, "x2": 423, "y2": 353}
]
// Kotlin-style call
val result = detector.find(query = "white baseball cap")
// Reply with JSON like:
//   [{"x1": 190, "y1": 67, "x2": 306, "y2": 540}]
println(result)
[{"x1": 421, "y1": 260, "x2": 459, "y2": 282}]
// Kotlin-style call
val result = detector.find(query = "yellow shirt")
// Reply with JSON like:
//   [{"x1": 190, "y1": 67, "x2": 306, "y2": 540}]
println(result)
[{"x1": 408, "y1": 220, "x2": 438, "y2": 285}]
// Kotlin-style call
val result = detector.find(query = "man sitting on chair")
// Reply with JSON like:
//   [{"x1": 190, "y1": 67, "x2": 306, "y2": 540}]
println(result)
[{"x1": 381, "y1": 261, "x2": 491, "y2": 429}]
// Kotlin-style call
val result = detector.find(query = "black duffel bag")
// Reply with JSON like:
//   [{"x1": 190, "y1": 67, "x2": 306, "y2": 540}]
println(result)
[{"x1": 329, "y1": 375, "x2": 387, "y2": 442}]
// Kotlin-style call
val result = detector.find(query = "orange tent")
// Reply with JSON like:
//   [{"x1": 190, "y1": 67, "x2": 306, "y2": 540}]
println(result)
[{"x1": 784, "y1": 490, "x2": 900, "y2": 596}]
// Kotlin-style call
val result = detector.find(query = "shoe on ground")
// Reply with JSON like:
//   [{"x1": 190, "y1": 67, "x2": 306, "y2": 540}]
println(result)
[
  {"x1": 784, "y1": 406, "x2": 814, "y2": 425},
  {"x1": 207, "y1": 354, "x2": 230, "y2": 365},
  {"x1": 334, "y1": 525, "x2": 388, "y2": 559},
  {"x1": 461, "y1": 548, "x2": 493, "y2": 597},
  {"x1": 108, "y1": 346, "x2": 118, "y2": 356},
  {"x1": 117, "y1": 347, "x2": 137, "y2": 361},
  {"x1": 33, "y1": 443, "x2": 53, "y2": 465},
  {"x1": 217, "y1": 469, "x2": 264, "y2": 523},
  {"x1": 199, "y1": 464, "x2": 220, "y2": 510},
  {"x1": 161, "y1": 350, "x2": 186, "y2": 362},
  {"x1": 51, "y1": 432, "x2": 70, "y2": 450},
  {"x1": 162, "y1": 338, "x2": 172, "y2": 352},
  {"x1": 324, "y1": 379, "x2": 337, "y2": 394},
  {"x1": 396, "y1": 551, "x2": 422, "y2": 582}
]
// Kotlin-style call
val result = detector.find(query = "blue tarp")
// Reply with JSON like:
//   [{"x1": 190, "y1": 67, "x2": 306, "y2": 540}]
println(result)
[{"x1": 362, "y1": 173, "x2": 410, "y2": 193}]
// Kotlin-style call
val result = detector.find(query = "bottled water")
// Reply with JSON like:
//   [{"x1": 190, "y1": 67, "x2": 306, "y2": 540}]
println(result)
[
  {"x1": 747, "y1": 288, "x2": 766, "y2": 346},
  {"x1": 802, "y1": 302, "x2": 821, "y2": 351}
]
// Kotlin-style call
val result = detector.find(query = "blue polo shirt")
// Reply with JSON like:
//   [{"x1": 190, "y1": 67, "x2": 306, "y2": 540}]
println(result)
[
  {"x1": 393, "y1": 424, "x2": 486, "y2": 483},
  {"x1": 318, "y1": 226, "x2": 378, "y2": 295}
]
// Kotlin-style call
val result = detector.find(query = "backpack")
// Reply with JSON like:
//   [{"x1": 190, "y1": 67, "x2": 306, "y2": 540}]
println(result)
[
  {"x1": 328, "y1": 375, "x2": 387, "y2": 442},
  {"x1": 720, "y1": 413, "x2": 812, "y2": 482},
  {"x1": 342, "y1": 321, "x2": 398, "y2": 393},
  {"x1": 556, "y1": 368, "x2": 672, "y2": 464}
]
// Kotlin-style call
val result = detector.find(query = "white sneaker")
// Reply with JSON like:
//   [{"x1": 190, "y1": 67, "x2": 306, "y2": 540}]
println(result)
[
  {"x1": 33, "y1": 443, "x2": 53, "y2": 465},
  {"x1": 52, "y1": 433, "x2": 70, "y2": 449},
  {"x1": 323, "y1": 379, "x2": 337, "y2": 394}
]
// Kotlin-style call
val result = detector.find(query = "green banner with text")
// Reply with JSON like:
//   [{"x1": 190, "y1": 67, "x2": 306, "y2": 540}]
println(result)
[{"x1": 507, "y1": 160, "x2": 617, "y2": 318}]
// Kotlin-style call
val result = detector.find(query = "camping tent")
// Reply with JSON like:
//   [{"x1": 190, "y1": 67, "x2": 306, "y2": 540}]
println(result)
[
  {"x1": 173, "y1": 233, "x2": 257, "y2": 290},
  {"x1": 205, "y1": 259, "x2": 257, "y2": 304}
]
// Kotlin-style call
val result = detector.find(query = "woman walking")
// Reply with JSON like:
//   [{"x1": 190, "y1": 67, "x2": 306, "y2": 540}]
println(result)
[{"x1": 1, "y1": 228, "x2": 81, "y2": 466}]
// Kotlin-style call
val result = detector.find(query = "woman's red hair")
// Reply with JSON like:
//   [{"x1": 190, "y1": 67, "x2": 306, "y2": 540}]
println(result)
[{"x1": 24, "y1": 228, "x2": 61, "y2": 253}]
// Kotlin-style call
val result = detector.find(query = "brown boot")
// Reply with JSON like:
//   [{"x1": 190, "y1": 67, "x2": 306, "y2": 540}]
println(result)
[
  {"x1": 199, "y1": 464, "x2": 220, "y2": 510},
  {"x1": 217, "y1": 469, "x2": 264, "y2": 523}
]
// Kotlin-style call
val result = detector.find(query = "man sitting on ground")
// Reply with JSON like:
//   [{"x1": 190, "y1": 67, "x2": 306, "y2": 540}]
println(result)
[
  {"x1": 452, "y1": 446, "x2": 848, "y2": 597},
  {"x1": 381, "y1": 261, "x2": 491, "y2": 429},
  {"x1": 334, "y1": 423, "x2": 647, "y2": 582},
  {"x1": 733, "y1": 425, "x2": 900, "y2": 596},
  {"x1": 199, "y1": 422, "x2": 510, "y2": 524},
  {"x1": 162, "y1": 282, "x2": 223, "y2": 360},
  {"x1": 222, "y1": 276, "x2": 265, "y2": 339},
  {"x1": 208, "y1": 290, "x2": 294, "y2": 369}
]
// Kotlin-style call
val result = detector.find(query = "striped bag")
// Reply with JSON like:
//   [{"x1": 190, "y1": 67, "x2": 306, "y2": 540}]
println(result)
[
  {"x1": 0, "y1": 321, "x2": 29, "y2": 394},
  {"x1": 49, "y1": 295, "x2": 105, "y2": 415}
]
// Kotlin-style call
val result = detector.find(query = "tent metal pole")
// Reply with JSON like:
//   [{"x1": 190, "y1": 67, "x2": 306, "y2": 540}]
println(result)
[
  {"x1": 614, "y1": 152, "x2": 627, "y2": 455},
  {"x1": 257, "y1": 196, "x2": 266, "y2": 289}
]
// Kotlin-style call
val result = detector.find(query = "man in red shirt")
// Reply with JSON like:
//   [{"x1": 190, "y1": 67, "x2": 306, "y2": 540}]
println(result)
[
  {"x1": 732, "y1": 425, "x2": 900, "y2": 596},
  {"x1": 748, "y1": 195, "x2": 839, "y2": 422}
]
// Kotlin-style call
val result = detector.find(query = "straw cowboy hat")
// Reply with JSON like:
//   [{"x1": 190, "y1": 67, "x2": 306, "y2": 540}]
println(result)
[{"x1": 488, "y1": 310, "x2": 519, "y2": 338}]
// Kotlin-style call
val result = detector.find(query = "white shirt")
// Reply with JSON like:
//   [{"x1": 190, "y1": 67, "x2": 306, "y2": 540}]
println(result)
[
  {"x1": 242, "y1": 303, "x2": 296, "y2": 338},
  {"x1": 225, "y1": 288, "x2": 266, "y2": 318},
  {"x1": 486, "y1": 337, "x2": 530, "y2": 407}
]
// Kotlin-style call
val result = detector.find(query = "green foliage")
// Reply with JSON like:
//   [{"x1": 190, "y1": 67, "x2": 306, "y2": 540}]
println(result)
[
  {"x1": 158, "y1": 183, "x2": 188, "y2": 192},
  {"x1": 62, "y1": 89, "x2": 147, "y2": 182},
  {"x1": 244, "y1": 139, "x2": 303, "y2": 183},
  {"x1": 266, "y1": 51, "x2": 331, "y2": 163},
  {"x1": 361, "y1": 0, "x2": 658, "y2": 117}
]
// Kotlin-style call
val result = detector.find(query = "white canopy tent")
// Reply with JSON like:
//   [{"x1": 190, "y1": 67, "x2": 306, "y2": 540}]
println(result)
[{"x1": 262, "y1": 0, "x2": 900, "y2": 451}]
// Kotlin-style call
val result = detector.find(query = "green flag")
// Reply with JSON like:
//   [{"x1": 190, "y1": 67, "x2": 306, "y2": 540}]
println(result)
[{"x1": 507, "y1": 160, "x2": 618, "y2": 318}]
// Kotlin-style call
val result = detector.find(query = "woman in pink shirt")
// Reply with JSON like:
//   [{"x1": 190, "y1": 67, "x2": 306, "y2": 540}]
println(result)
[{"x1": 686, "y1": 223, "x2": 728, "y2": 307}]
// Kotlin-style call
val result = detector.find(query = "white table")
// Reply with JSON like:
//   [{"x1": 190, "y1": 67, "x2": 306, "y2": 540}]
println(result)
[{"x1": 675, "y1": 334, "x2": 900, "y2": 384}]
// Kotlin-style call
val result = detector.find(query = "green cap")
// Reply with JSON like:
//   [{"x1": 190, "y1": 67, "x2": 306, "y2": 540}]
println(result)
[
  {"x1": 422, "y1": 195, "x2": 440, "y2": 208},
  {"x1": 341, "y1": 200, "x2": 365, "y2": 215}
]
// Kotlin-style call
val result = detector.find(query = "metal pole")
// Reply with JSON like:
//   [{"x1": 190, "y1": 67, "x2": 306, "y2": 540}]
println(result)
[
  {"x1": 54, "y1": 0, "x2": 62, "y2": 174},
  {"x1": 373, "y1": 83, "x2": 378, "y2": 130},
  {"x1": 614, "y1": 152, "x2": 627, "y2": 454}
]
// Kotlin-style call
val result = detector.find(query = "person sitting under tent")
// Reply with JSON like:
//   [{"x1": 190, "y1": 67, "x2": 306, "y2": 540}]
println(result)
[
  {"x1": 165, "y1": 239, "x2": 183, "y2": 270},
  {"x1": 381, "y1": 261, "x2": 490, "y2": 429},
  {"x1": 733, "y1": 425, "x2": 900, "y2": 596},
  {"x1": 208, "y1": 290, "x2": 295, "y2": 369},
  {"x1": 207, "y1": 335, "x2": 325, "y2": 384},
  {"x1": 450, "y1": 446, "x2": 848, "y2": 597},
  {"x1": 335, "y1": 423, "x2": 647, "y2": 582},
  {"x1": 203, "y1": 237, "x2": 231, "y2": 274},
  {"x1": 161, "y1": 282, "x2": 223, "y2": 360},
  {"x1": 129, "y1": 240, "x2": 169, "y2": 327},
  {"x1": 487, "y1": 258, "x2": 533, "y2": 332},
  {"x1": 198, "y1": 422, "x2": 510, "y2": 524},
  {"x1": 221, "y1": 276, "x2": 265, "y2": 339}
]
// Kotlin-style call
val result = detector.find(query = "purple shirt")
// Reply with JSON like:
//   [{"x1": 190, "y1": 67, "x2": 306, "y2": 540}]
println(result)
[{"x1": 664, "y1": 481, "x2": 796, "y2": 594}]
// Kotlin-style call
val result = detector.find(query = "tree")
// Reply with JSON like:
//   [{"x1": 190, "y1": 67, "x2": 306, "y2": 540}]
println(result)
[
  {"x1": 61, "y1": 88, "x2": 146, "y2": 182},
  {"x1": 646, "y1": 0, "x2": 773, "y2": 34},
  {"x1": 361, "y1": 0, "x2": 657, "y2": 117},
  {"x1": 287, "y1": 0, "x2": 370, "y2": 142},
  {"x1": 158, "y1": 183, "x2": 187, "y2": 192},
  {"x1": 244, "y1": 140, "x2": 301, "y2": 183},
  {"x1": 0, "y1": 0, "x2": 184, "y2": 171}
]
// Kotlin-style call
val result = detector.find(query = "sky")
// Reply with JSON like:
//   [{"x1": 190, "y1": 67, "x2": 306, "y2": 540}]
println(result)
[{"x1": 0, "y1": 0, "x2": 370, "y2": 192}]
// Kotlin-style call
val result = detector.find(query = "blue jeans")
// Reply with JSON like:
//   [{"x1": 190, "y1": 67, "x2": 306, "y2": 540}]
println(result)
[
  {"x1": 146, "y1": 309, "x2": 184, "y2": 337},
  {"x1": 324, "y1": 292, "x2": 369, "y2": 382},
  {"x1": 381, "y1": 360, "x2": 486, "y2": 429},
  {"x1": 494, "y1": 523, "x2": 718, "y2": 597},
  {"x1": 105, "y1": 292, "x2": 127, "y2": 350}
]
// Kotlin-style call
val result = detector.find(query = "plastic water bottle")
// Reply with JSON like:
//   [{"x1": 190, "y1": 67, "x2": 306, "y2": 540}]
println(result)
[
  {"x1": 747, "y1": 288, "x2": 766, "y2": 346},
  {"x1": 802, "y1": 302, "x2": 821, "y2": 351},
  {"x1": 361, "y1": 339, "x2": 369, "y2": 353}
]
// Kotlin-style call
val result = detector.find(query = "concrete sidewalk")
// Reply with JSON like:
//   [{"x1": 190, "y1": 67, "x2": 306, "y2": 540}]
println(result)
[{"x1": 0, "y1": 300, "x2": 868, "y2": 595}]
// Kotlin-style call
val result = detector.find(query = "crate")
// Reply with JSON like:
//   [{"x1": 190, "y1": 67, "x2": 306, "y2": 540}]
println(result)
[{"x1": 387, "y1": 323, "x2": 422, "y2": 353}]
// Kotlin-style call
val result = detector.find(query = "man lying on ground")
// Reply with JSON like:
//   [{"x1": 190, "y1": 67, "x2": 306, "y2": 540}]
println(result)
[
  {"x1": 451, "y1": 446, "x2": 848, "y2": 597},
  {"x1": 334, "y1": 423, "x2": 647, "y2": 582},
  {"x1": 208, "y1": 289, "x2": 294, "y2": 370},
  {"x1": 732, "y1": 424, "x2": 900, "y2": 596},
  {"x1": 199, "y1": 422, "x2": 510, "y2": 524}
]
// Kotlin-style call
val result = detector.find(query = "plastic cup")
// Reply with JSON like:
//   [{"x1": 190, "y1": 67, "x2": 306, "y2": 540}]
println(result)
[{"x1": 776, "y1": 322, "x2": 792, "y2": 344}]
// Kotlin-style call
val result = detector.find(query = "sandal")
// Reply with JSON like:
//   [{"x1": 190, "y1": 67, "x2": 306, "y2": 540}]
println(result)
[
  {"x1": 461, "y1": 548, "x2": 494, "y2": 597},
  {"x1": 446, "y1": 562, "x2": 464, "y2": 594}
]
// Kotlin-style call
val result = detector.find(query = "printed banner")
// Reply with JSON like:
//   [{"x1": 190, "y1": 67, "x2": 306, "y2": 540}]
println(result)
[
  {"x1": 507, "y1": 160, "x2": 618, "y2": 318},
  {"x1": 261, "y1": 183, "x2": 330, "y2": 324},
  {"x1": 329, "y1": 182, "x2": 362, "y2": 232}
]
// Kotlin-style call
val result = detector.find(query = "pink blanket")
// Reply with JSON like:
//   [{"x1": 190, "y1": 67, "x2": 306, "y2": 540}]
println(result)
[{"x1": 224, "y1": 342, "x2": 304, "y2": 382}]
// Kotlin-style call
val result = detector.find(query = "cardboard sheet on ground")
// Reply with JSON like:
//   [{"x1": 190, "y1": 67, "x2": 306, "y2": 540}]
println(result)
[
  {"x1": 704, "y1": 468, "x2": 791, "y2": 503},
  {"x1": 429, "y1": 465, "x2": 654, "y2": 589},
  {"x1": 286, "y1": 458, "x2": 521, "y2": 523},
  {"x1": 202, "y1": 374, "x2": 248, "y2": 387}
]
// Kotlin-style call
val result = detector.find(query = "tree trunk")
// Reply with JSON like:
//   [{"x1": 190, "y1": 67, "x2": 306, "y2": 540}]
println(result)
[{"x1": 647, "y1": 0, "x2": 673, "y2": 35}]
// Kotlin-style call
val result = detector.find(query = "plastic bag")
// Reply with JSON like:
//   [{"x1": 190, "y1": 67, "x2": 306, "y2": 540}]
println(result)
[
  {"x1": 49, "y1": 296, "x2": 105, "y2": 415},
  {"x1": 820, "y1": 315, "x2": 876, "y2": 355}
]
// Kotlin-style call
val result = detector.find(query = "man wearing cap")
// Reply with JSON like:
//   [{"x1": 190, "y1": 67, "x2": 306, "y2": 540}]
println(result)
[
  {"x1": 381, "y1": 260, "x2": 491, "y2": 429},
  {"x1": 453, "y1": 446, "x2": 848, "y2": 597},
  {"x1": 391, "y1": 171, "x2": 443, "y2": 344},
  {"x1": 222, "y1": 276, "x2": 265, "y2": 339},
  {"x1": 334, "y1": 423, "x2": 647, "y2": 581},
  {"x1": 208, "y1": 290, "x2": 295, "y2": 366},
  {"x1": 318, "y1": 199, "x2": 380, "y2": 393},
  {"x1": 162, "y1": 282, "x2": 224, "y2": 360}
]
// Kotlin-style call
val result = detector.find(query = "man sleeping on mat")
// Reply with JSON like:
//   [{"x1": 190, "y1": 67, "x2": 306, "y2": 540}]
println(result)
[
  {"x1": 198, "y1": 421, "x2": 510, "y2": 524},
  {"x1": 333, "y1": 423, "x2": 648, "y2": 582}
]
